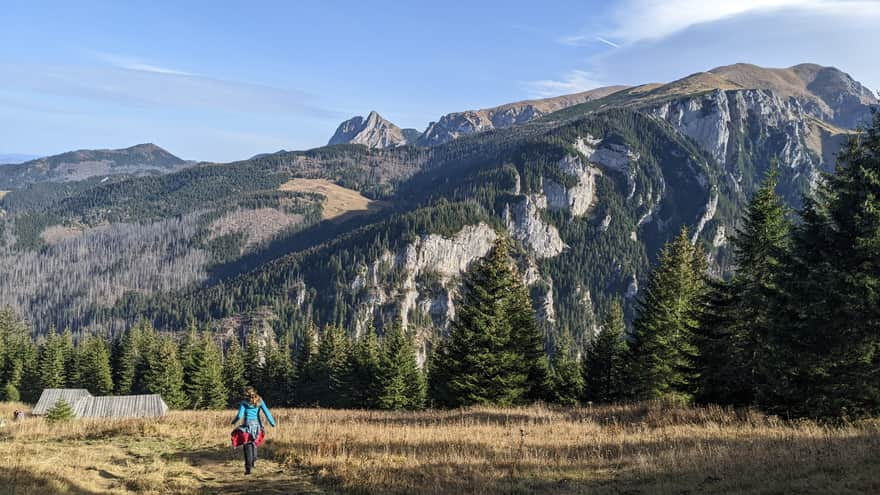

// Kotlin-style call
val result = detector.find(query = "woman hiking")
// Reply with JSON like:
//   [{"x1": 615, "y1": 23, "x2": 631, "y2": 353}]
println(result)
[{"x1": 231, "y1": 387, "x2": 276, "y2": 475}]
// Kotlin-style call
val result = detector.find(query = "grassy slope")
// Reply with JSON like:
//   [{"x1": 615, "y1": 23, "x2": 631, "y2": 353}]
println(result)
[{"x1": 1, "y1": 402, "x2": 877, "y2": 495}]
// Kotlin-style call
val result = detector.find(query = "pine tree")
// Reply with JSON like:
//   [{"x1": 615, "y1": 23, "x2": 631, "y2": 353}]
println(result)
[
  {"x1": 629, "y1": 227, "x2": 707, "y2": 401},
  {"x1": 583, "y1": 301, "x2": 629, "y2": 403},
  {"x1": 188, "y1": 332, "x2": 228, "y2": 409},
  {"x1": 46, "y1": 399, "x2": 75, "y2": 424},
  {"x1": 144, "y1": 336, "x2": 188, "y2": 409},
  {"x1": 242, "y1": 332, "x2": 266, "y2": 393},
  {"x1": 305, "y1": 324, "x2": 351, "y2": 408},
  {"x1": 430, "y1": 237, "x2": 546, "y2": 407},
  {"x1": 262, "y1": 330, "x2": 295, "y2": 406},
  {"x1": 764, "y1": 113, "x2": 880, "y2": 418},
  {"x1": 37, "y1": 329, "x2": 68, "y2": 390},
  {"x1": 59, "y1": 328, "x2": 77, "y2": 387},
  {"x1": 76, "y1": 335, "x2": 114, "y2": 395},
  {"x1": 697, "y1": 168, "x2": 790, "y2": 406},
  {"x1": 548, "y1": 332, "x2": 584, "y2": 406},
  {"x1": 349, "y1": 323, "x2": 382, "y2": 408},
  {"x1": 114, "y1": 321, "x2": 156, "y2": 395},
  {"x1": 179, "y1": 323, "x2": 202, "y2": 404},
  {"x1": 376, "y1": 325, "x2": 425, "y2": 410},
  {"x1": 293, "y1": 323, "x2": 320, "y2": 406},
  {"x1": 0, "y1": 309, "x2": 34, "y2": 401},
  {"x1": 222, "y1": 337, "x2": 247, "y2": 406}
]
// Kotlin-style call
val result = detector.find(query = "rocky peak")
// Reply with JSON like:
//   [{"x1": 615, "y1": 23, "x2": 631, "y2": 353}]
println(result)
[{"x1": 327, "y1": 111, "x2": 418, "y2": 148}]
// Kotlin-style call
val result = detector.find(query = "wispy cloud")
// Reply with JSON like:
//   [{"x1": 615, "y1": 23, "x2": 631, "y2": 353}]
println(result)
[
  {"x1": 526, "y1": 70, "x2": 605, "y2": 98},
  {"x1": 0, "y1": 56, "x2": 344, "y2": 120},
  {"x1": 604, "y1": 0, "x2": 880, "y2": 44},
  {"x1": 594, "y1": 36, "x2": 620, "y2": 48},
  {"x1": 95, "y1": 52, "x2": 197, "y2": 76}
]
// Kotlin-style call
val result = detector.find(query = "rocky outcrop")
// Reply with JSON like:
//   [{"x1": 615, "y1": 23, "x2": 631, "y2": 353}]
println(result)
[
  {"x1": 544, "y1": 154, "x2": 600, "y2": 217},
  {"x1": 650, "y1": 89, "x2": 816, "y2": 171},
  {"x1": 503, "y1": 195, "x2": 566, "y2": 258},
  {"x1": 418, "y1": 86, "x2": 627, "y2": 146},
  {"x1": 349, "y1": 223, "x2": 498, "y2": 359},
  {"x1": 328, "y1": 111, "x2": 414, "y2": 148}
]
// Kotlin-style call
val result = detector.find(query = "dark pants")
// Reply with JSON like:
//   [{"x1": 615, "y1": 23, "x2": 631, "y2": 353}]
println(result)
[{"x1": 243, "y1": 442, "x2": 257, "y2": 473}]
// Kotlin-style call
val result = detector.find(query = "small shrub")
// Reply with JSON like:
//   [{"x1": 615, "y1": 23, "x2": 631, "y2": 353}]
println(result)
[
  {"x1": 2, "y1": 383, "x2": 20, "y2": 402},
  {"x1": 46, "y1": 399, "x2": 75, "y2": 424}
]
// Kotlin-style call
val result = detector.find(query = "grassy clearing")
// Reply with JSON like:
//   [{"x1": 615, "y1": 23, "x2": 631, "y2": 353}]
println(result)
[
  {"x1": 0, "y1": 401, "x2": 877, "y2": 494},
  {"x1": 279, "y1": 179, "x2": 377, "y2": 220}
]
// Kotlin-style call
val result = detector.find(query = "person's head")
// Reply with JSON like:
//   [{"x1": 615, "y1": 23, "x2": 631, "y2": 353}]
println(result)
[{"x1": 243, "y1": 386, "x2": 262, "y2": 407}]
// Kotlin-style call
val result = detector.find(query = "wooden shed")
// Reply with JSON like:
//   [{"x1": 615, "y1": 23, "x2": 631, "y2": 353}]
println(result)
[
  {"x1": 33, "y1": 389, "x2": 168, "y2": 418},
  {"x1": 32, "y1": 388, "x2": 92, "y2": 416}
]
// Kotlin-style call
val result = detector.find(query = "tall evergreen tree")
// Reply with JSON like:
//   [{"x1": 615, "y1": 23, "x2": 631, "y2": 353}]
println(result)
[
  {"x1": 349, "y1": 323, "x2": 382, "y2": 408},
  {"x1": 583, "y1": 301, "x2": 630, "y2": 402},
  {"x1": 222, "y1": 337, "x2": 248, "y2": 406},
  {"x1": 376, "y1": 325, "x2": 425, "y2": 410},
  {"x1": 37, "y1": 329, "x2": 68, "y2": 390},
  {"x1": 430, "y1": 237, "x2": 547, "y2": 407},
  {"x1": 0, "y1": 309, "x2": 34, "y2": 401},
  {"x1": 293, "y1": 323, "x2": 320, "y2": 406},
  {"x1": 179, "y1": 323, "x2": 202, "y2": 402},
  {"x1": 548, "y1": 332, "x2": 584, "y2": 406},
  {"x1": 144, "y1": 336, "x2": 188, "y2": 409},
  {"x1": 188, "y1": 332, "x2": 228, "y2": 409},
  {"x1": 697, "y1": 168, "x2": 790, "y2": 406},
  {"x1": 261, "y1": 330, "x2": 295, "y2": 406},
  {"x1": 764, "y1": 113, "x2": 880, "y2": 418},
  {"x1": 309, "y1": 323, "x2": 351, "y2": 408},
  {"x1": 114, "y1": 321, "x2": 156, "y2": 395},
  {"x1": 630, "y1": 227, "x2": 707, "y2": 401},
  {"x1": 76, "y1": 335, "x2": 114, "y2": 395}
]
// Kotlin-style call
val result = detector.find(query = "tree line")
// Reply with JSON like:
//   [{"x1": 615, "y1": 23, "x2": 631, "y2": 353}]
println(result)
[{"x1": 2, "y1": 114, "x2": 878, "y2": 418}]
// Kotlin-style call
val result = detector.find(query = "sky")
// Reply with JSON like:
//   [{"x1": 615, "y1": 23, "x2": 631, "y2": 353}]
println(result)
[{"x1": 2, "y1": 0, "x2": 879, "y2": 162}]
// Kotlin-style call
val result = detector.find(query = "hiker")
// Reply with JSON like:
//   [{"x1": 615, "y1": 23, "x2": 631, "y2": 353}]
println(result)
[{"x1": 230, "y1": 386, "x2": 276, "y2": 475}]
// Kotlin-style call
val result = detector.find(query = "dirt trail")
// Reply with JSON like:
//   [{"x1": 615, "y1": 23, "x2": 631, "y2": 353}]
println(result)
[{"x1": 178, "y1": 445, "x2": 328, "y2": 495}]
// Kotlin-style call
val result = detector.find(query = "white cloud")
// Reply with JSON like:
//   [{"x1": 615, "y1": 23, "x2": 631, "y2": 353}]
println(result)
[
  {"x1": 94, "y1": 52, "x2": 197, "y2": 76},
  {"x1": 527, "y1": 70, "x2": 605, "y2": 98},
  {"x1": 604, "y1": 0, "x2": 879, "y2": 44}
]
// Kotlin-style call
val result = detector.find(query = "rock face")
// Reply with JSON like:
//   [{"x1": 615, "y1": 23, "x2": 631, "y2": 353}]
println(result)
[
  {"x1": 349, "y1": 223, "x2": 499, "y2": 362},
  {"x1": 503, "y1": 195, "x2": 566, "y2": 258},
  {"x1": 708, "y1": 63, "x2": 878, "y2": 129},
  {"x1": 544, "y1": 154, "x2": 600, "y2": 217},
  {"x1": 417, "y1": 86, "x2": 628, "y2": 146},
  {"x1": 0, "y1": 143, "x2": 189, "y2": 189},
  {"x1": 328, "y1": 111, "x2": 414, "y2": 148}
]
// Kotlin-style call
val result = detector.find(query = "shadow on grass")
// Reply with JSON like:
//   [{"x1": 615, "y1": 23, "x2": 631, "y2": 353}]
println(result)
[{"x1": 0, "y1": 467, "x2": 104, "y2": 495}]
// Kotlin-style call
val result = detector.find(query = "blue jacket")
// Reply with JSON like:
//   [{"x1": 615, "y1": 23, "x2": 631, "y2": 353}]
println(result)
[{"x1": 231, "y1": 400, "x2": 276, "y2": 428}]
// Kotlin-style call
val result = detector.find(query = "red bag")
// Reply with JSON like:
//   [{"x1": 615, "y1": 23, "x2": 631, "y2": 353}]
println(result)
[{"x1": 231, "y1": 427, "x2": 265, "y2": 447}]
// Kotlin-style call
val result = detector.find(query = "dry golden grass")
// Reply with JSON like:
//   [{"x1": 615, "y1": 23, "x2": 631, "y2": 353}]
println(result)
[
  {"x1": 279, "y1": 179, "x2": 377, "y2": 220},
  {"x1": 0, "y1": 401, "x2": 877, "y2": 495}
]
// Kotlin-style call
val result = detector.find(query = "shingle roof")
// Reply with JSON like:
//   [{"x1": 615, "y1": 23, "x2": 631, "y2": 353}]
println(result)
[{"x1": 32, "y1": 388, "x2": 92, "y2": 416}]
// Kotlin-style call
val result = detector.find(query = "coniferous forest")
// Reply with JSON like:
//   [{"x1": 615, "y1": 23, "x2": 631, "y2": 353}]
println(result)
[{"x1": 1, "y1": 113, "x2": 878, "y2": 419}]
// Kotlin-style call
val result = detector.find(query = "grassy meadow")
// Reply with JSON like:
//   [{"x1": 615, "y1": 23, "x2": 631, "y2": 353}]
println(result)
[{"x1": 0, "y1": 401, "x2": 877, "y2": 495}]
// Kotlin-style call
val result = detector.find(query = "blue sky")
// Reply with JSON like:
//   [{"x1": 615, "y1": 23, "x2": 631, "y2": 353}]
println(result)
[{"x1": 2, "y1": 0, "x2": 879, "y2": 162}]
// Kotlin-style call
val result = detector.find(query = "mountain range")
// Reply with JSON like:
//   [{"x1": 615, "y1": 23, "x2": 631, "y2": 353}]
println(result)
[{"x1": 0, "y1": 62, "x2": 876, "y2": 360}]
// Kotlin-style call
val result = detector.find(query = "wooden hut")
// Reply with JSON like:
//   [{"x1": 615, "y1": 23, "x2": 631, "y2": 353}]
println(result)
[
  {"x1": 32, "y1": 388, "x2": 92, "y2": 416},
  {"x1": 33, "y1": 389, "x2": 168, "y2": 418}
]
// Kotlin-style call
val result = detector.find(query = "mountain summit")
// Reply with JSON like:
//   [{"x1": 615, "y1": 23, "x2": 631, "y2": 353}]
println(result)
[
  {"x1": 328, "y1": 111, "x2": 418, "y2": 148},
  {"x1": 0, "y1": 143, "x2": 190, "y2": 189}
]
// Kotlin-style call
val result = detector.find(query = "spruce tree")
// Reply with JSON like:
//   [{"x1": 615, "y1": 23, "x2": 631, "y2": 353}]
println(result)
[
  {"x1": 188, "y1": 332, "x2": 228, "y2": 409},
  {"x1": 764, "y1": 113, "x2": 880, "y2": 418},
  {"x1": 179, "y1": 323, "x2": 202, "y2": 403},
  {"x1": 0, "y1": 309, "x2": 34, "y2": 401},
  {"x1": 76, "y1": 335, "x2": 114, "y2": 395},
  {"x1": 144, "y1": 336, "x2": 188, "y2": 409},
  {"x1": 59, "y1": 328, "x2": 78, "y2": 388},
  {"x1": 430, "y1": 237, "x2": 546, "y2": 407},
  {"x1": 302, "y1": 324, "x2": 350, "y2": 408},
  {"x1": 377, "y1": 325, "x2": 425, "y2": 410},
  {"x1": 222, "y1": 337, "x2": 248, "y2": 406},
  {"x1": 349, "y1": 323, "x2": 382, "y2": 408},
  {"x1": 697, "y1": 168, "x2": 790, "y2": 406},
  {"x1": 261, "y1": 330, "x2": 295, "y2": 406},
  {"x1": 46, "y1": 399, "x2": 75, "y2": 424},
  {"x1": 548, "y1": 332, "x2": 584, "y2": 406},
  {"x1": 293, "y1": 323, "x2": 319, "y2": 406},
  {"x1": 583, "y1": 301, "x2": 629, "y2": 402},
  {"x1": 37, "y1": 329, "x2": 68, "y2": 390},
  {"x1": 630, "y1": 227, "x2": 707, "y2": 401}
]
